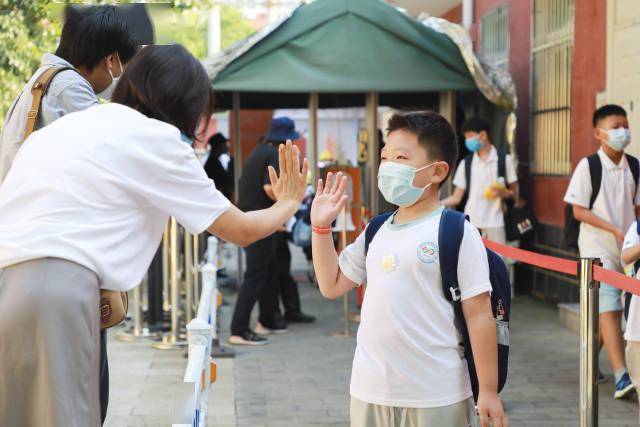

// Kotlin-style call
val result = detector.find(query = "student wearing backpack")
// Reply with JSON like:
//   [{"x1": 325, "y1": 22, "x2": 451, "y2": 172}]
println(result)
[
  {"x1": 564, "y1": 104, "x2": 637, "y2": 399},
  {"x1": 311, "y1": 112, "x2": 508, "y2": 427},
  {"x1": 442, "y1": 117, "x2": 518, "y2": 246}
]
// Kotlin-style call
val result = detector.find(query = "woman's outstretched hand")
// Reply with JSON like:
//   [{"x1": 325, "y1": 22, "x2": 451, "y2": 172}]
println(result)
[
  {"x1": 268, "y1": 140, "x2": 309, "y2": 205},
  {"x1": 311, "y1": 172, "x2": 348, "y2": 228}
]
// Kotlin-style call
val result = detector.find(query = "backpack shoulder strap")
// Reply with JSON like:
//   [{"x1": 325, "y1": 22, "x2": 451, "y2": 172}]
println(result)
[
  {"x1": 364, "y1": 212, "x2": 393, "y2": 256},
  {"x1": 438, "y1": 209, "x2": 467, "y2": 302},
  {"x1": 464, "y1": 154, "x2": 473, "y2": 191},
  {"x1": 24, "y1": 66, "x2": 75, "y2": 141},
  {"x1": 626, "y1": 154, "x2": 640, "y2": 192},
  {"x1": 498, "y1": 149, "x2": 507, "y2": 180},
  {"x1": 587, "y1": 154, "x2": 602, "y2": 209}
]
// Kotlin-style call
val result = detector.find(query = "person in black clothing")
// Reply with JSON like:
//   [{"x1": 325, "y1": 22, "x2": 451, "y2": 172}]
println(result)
[
  {"x1": 229, "y1": 117, "x2": 314, "y2": 345},
  {"x1": 203, "y1": 133, "x2": 234, "y2": 200}
]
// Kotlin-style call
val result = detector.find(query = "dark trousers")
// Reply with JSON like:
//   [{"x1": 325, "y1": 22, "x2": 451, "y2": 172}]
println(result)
[
  {"x1": 230, "y1": 236, "x2": 275, "y2": 335},
  {"x1": 258, "y1": 232, "x2": 302, "y2": 322},
  {"x1": 99, "y1": 330, "x2": 109, "y2": 424}
]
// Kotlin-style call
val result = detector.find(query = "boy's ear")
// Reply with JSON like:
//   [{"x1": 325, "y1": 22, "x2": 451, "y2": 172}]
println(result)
[{"x1": 433, "y1": 161, "x2": 450, "y2": 185}]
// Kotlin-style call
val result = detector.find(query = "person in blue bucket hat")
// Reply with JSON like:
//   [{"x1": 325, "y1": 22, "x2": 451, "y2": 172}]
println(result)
[{"x1": 230, "y1": 116, "x2": 315, "y2": 345}]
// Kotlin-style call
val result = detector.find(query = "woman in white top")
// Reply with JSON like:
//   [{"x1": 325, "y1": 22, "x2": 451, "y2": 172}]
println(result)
[{"x1": 0, "y1": 44, "x2": 308, "y2": 427}]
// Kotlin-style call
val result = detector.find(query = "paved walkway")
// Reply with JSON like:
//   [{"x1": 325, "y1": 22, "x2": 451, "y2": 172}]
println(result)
[{"x1": 106, "y1": 245, "x2": 639, "y2": 426}]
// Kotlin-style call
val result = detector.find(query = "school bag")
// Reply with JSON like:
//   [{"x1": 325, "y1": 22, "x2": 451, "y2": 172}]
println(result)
[
  {"x1": 364, "y1": 209, "x2": 511, "y2": 401},
  {"x1": 624, "y1": 220, "x2": 640, "y2": 320},
  {"x1": 458, "y1": 150, "x2": 535, "y2": 241},
  {"x1": 564, "y1": 153, "x2": 640, "y2": 249}
]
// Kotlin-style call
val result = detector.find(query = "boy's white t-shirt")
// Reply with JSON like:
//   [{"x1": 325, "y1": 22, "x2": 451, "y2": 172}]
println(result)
[
  {"x1": 339, "y1": 208, "x2": 492, "y2": 408},
  {"x1": 622, "y1": 222, "x2": 640, "y2": 341},
  {"x1": 0, "y1": 103, "x2": 231, "y2": 291},
  {"x1": 452, "y1": 146, "x2": 518, "y2": 229},
  {"x1": 564, "y1": 149, "x2": 640, "y2": 260}
]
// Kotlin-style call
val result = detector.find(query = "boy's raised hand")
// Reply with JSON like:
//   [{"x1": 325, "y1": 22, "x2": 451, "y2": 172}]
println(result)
[
  {"x1": 311, "y1": 172, "x2": 348, "y2": 227},
  {"x1": 477, "y1": 392, "x2": 509, "y2": 427}
]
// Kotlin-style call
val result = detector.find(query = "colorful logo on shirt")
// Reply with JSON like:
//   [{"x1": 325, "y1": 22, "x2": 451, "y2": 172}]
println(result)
[
  {"x1": 417, "y1": 241, "x2": 439, "y2": 264},
  {"x1": 381, "y1": 254, "x2": 398, "y2": 273}
]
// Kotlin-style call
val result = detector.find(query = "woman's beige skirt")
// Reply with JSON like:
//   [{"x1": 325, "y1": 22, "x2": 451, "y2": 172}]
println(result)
[{"x1": 0, "y1": 258, "x2": 101, "y2": 427}]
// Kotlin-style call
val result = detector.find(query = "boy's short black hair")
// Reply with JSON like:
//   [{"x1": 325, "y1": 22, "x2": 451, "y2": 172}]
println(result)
[
  {"x1": 461, "y1": 117, "x2": 491, "y2": 135},
  {"x1": 593, "y1": 104, "x2": 627, "y2": 127},
  {"x1": 111, "y1": 44, "x2": 215, "y2": 139},
  {"x1": 56, "y1": 6, "x2": 138, "y2": 70},
  {"x1": 387, "y1": 111, "x2": 458, "y2": 183}
]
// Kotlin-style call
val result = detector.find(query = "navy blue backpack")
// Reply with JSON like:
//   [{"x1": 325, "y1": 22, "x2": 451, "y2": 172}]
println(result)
[{"x1": 365, "y1": 209, "x2": 511, "y2": 401}]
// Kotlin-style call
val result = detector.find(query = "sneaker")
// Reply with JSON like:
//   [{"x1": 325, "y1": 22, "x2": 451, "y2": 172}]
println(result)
[
  {"x1": 614, "y1": 373, "x2": 635, "y2": 399},
  {"x1": 285, "y1": 312, "x2": 316, "y2": 323},
  {"x1": 255, "y1": 321, "x2": 289, "y2": 335},
  {"x1": 228, "y1": 330, "x2": 268, "y2": 346}
]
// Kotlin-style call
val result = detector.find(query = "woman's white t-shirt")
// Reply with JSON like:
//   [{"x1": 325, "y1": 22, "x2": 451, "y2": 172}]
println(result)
[
  {"x1": 338, "y1": 209, "x2": 492, "y2": 408},
  {"x1": 0, "y1": 103, "x2": 231, "y2": 291}
]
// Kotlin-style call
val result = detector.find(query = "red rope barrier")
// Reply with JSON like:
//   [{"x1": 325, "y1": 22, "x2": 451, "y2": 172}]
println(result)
[
  {"x1": 593, "y1": 265, "x2": 640, "y2": 296},
  {"x1": 482, "y1": 239, "x2": 578, "y2": 276}
]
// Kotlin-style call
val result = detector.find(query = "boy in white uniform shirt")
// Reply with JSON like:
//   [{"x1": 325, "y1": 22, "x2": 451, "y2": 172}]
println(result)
[
  {"x1": 443, "y1": 117, "x2": 518, "y2": 244},
  {"x1": 564, "y1": 104, "x2": 638, "y2": 399},
  {"x1": 311, "y1": 112, "x2": 508, "y2": 427},
  {"x1": 622, "y1": 222, "x2": 640, "y2": 422}
]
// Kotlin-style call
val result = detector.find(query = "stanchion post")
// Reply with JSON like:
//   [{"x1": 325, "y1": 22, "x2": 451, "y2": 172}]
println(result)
[
  {"x1": 579, "y1": 257, "x2": 600, "y2": 427},
  {"x1": 185, "y1": 231, "x2": 194, "y2": 323},
  {"x1": 153, "y1": 217, "x2": 187, "y2": 349},
  {"x1": 162, "y1": 222, "x2": 170, "y2": 313},
  {"x1": 193, "y1": 234, "x2": 200, "y2": 310},
  {"x1": 116, "y1": 277, "x2": 152, "y2": 341}
]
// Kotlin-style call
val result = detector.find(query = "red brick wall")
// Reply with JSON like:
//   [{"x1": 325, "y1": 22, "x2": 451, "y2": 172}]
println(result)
[{"x1": 441, "y1": 4, "x2": 462, "y2": 24}]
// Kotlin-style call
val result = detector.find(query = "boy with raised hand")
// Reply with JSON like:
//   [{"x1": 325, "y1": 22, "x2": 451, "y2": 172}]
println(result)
[
  {"x1": 564, "y1": 104, "x2": 638, "y2": 399},
  {"x1": 311, "y1": 111, "x2": 508, "y2": 427}
]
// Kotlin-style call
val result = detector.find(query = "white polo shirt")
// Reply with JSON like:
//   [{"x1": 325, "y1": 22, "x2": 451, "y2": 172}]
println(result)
[
  {"x1": 622, "y1": 222, "x2": 640, "y2": 341},
  {"x1": 0, "y1": 103, "x2": 231, "y2": 291},
  {"x1": 452, "y1": 146, "x2": 518, "y2": 229},
  {"x1": 564, "y1": 149, "x2": 640, "y2": 260},
  {"x1": 338, "y1": 209, "x2": 492, "y2": 408}
]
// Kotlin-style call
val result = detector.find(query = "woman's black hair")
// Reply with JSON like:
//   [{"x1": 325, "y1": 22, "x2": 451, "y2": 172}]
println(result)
[
  {"x1": 56, "y1": 5, "x2": 138, "y2": 70},
  {"x1": 111, "y1": 44, "x2": 215, "y2": 139}
]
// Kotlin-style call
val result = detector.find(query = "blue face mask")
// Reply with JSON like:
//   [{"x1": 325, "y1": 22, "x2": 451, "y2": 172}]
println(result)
[
  {"x1": 377, "y1": 161, "x2": 435, "y2": 207},
  {"x1": 465, "y1": 136, "x2": 482, "y2": 153},
  {"x1": 603, "y1": 128, "x2": 631, "y2": 152}
]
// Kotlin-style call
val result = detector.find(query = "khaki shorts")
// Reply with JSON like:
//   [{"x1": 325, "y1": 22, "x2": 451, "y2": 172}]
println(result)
[{"x1": 350, "y1": 397, "x2": 479, "y2": 427}]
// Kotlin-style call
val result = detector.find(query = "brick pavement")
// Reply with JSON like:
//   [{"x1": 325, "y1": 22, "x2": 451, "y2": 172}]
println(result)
[{"x1": 105, "y1": 244, "x2": 639, "y2": 426}]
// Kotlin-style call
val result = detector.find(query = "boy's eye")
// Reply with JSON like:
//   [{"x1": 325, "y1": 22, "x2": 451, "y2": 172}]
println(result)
[{"x1": 396, "y1": 156, "x2": 408, "y2": 160}]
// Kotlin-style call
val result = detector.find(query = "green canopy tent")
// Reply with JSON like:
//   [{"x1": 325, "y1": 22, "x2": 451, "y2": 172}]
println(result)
[{"x1": 205, "y1": 0, "x2": 517, "y2": 282}]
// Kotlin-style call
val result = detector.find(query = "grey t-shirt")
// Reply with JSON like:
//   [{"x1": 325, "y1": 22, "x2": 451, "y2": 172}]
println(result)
[{"x1": 0, "y1": 53, "x2": 98, "y2": 182}]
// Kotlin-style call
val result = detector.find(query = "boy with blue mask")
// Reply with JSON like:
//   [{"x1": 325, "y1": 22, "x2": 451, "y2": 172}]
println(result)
[
  {"x1": 311, "y1": 112, "x2": 508, "y2": 427},
  {"x1": 443, "y1": 117, "x2": 518, "y2": 248},
  {"x1": 564, "y1": 104, "x2": 638, "y2": 399}
]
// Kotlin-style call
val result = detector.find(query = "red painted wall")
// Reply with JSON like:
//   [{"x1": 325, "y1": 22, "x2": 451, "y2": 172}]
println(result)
[{"x1": 229, "y1": 110, "x2": 274, "y2": 166}]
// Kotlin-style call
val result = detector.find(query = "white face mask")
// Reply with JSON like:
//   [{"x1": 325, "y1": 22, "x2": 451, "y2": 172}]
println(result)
[
  {"x1": 97, "y1": 55, "x2": 123, "y2": 101},
  {"x1": 377, "y1": 161, "x2": 436, "y2": 207}
]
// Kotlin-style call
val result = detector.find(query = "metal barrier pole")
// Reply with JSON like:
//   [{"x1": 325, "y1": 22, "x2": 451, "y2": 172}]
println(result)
[
  {"x1": 116, "y1": 277, "x2": 152, "y2": 341},
  {"x1": 162, "y1": 222, "x2": 170, "y2": 313},
  {"x1": 193, "y1": 233, "x2": 201, "y2": 310},
  {"x1": 207, "y1": 236, "x2": 235, "y2": 358},
  {"x1": 579, "y1": 258, "x2": 600, "y2": 427},
  {"x1": 153, "y1": 217, "x2": 187, "y2": 349},
  {"x1": 185, "y1": 231, "x2": 194, "y2": 323}
]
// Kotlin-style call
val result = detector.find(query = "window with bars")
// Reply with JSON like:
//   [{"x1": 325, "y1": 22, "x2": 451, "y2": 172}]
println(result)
[
  {"x1": 531, "y1": 0, "x2": 574, "y2": 175},
  {"x1": 480, "y1": 5, "x2": 509, "y2": 69}
]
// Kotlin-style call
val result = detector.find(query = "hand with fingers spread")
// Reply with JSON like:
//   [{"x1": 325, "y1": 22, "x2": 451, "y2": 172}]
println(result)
[
  {"x1": 311, "y1": 172, "x2": 349, "y2": 228},
  {"x1": 268, "y1": 140, "x2": 309, "y2": 205},
  {"x1": 477, "y1": 392, "x2": 509, "y2": 427}
]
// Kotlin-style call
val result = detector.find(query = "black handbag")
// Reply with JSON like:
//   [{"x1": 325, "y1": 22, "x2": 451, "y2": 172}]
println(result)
[{"x1": 504, "y1": 202, "x2": 536, "y2": 242}]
